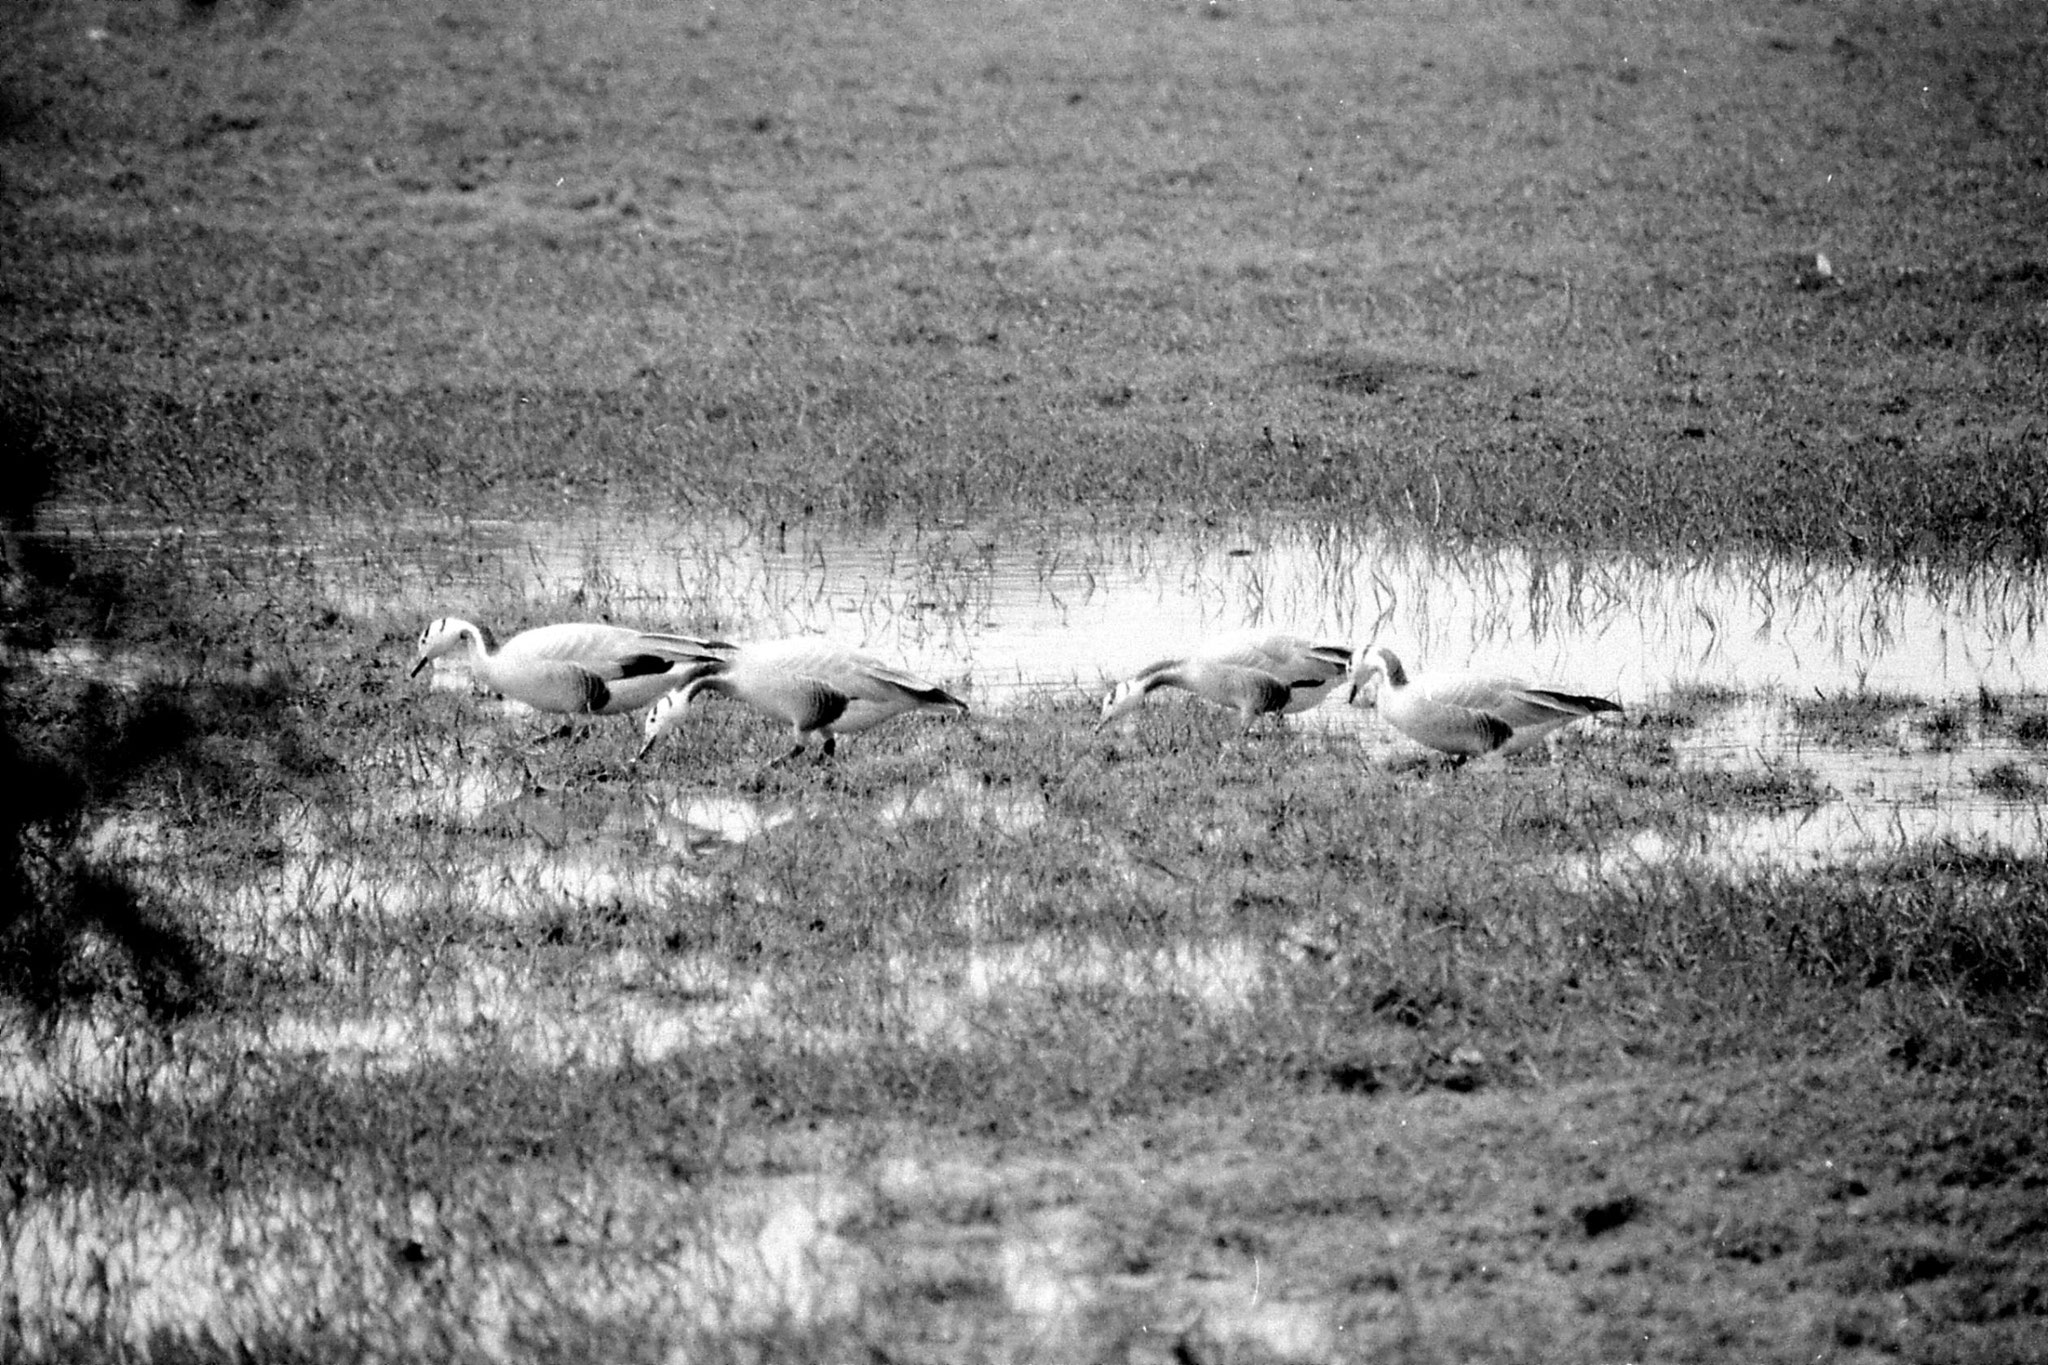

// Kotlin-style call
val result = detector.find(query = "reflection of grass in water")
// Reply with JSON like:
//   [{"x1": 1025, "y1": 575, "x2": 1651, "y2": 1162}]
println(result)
[
  {"x1": 1789, "y1": 690, "x2": 1919, "y2": 745},
  {"x1": 1976, "y1": 761, "x2": 2047, "y2": 800},
  {"x1": 2010, "y1": 710, "x2": 2048, "y2": 748},
  {"x1": 1792, "y1": 690, "x2": 2048, "y2": 756}
]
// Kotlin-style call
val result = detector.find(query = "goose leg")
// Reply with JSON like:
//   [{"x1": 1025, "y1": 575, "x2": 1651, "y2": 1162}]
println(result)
[
  {"x1": 751, "y1": 739, "x2": 809, "y2": 773},
  {"x1": 741, "y1": 742, "x2": 804, "y2": 790},
  {"x1": 514, "y1": 720, "x2": 582, "y2": 755}
]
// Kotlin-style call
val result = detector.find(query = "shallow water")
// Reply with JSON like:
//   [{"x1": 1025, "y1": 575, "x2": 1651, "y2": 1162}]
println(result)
[
  {"x1": 35, "y1": 503, "x2": 2048, "y2": 708},
  {"x1": 396, "y1": 509, "x2": 2048, "y2": 710},
  {"x1": 1662, "y1": 698, "x2": 2048, "y2": 871},
  {"x1": 29, "y1": 502, "x2": 2048, "y2": 872}
]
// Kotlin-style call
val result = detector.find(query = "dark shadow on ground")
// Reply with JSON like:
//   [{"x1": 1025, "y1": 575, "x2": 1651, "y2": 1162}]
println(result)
[{"x1": 1, "y1": 386, "x2": 323, "y2": 1028}]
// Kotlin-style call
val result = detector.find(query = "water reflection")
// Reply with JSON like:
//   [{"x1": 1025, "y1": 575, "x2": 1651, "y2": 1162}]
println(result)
[
  {"x1": 33, "y1": 503, "x2": 2048, "y2": 707},
  {"x1": 378, "y1": 512, "x2": 2048, "y2": 709},
  {"x1": 1666, "y1": 698, "x2": 2048, "y2": 869},
  {"x1": 26, "y1": 505, "x2": 2048, "y2": 903}
]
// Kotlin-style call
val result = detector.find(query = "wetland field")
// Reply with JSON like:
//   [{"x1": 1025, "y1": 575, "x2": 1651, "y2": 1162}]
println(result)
[{"x1": 5, "y1": 1, "x2": 2048, "y2": 1361}]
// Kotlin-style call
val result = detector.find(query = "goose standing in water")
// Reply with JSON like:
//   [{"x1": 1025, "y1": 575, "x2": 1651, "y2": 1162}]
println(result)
[
  {"x1": 1098, "y1": 630, "x2": 1353, "y2": 733},
  {"x1": 411, "y1": 617, "x2": 731, "y2": 719},
  {"x1": 634, "y1": 635, "x2": 968, "y2": 764},
  {"x1": 1347, "y1": 645, "x2": 1621, "y2": 760}
]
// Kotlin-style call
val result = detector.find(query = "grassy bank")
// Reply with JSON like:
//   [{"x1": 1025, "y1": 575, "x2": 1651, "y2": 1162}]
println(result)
[{"x1": 5, "y1": 0, "x2": 2046, "y2": 560}]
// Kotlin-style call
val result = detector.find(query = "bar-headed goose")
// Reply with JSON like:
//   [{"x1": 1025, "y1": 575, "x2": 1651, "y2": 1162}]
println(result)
[
  {"x1": 1098, "y1": 630, "x2": 1353, "y2": 733},
  {"x1": 634, "y1": 635, "x2": 968, "y2": 763},
  {"x1": 411, "y1": 617, "x2": 731, "y2": 717},
  {"x1": 1347, "y1": 645, "x2": 1621, "y2": 759}
]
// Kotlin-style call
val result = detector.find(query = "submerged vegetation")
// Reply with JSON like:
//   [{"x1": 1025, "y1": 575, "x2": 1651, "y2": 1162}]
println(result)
[{"x1": 4, "y1": 0, "x2": 2048, "y2": 1359}]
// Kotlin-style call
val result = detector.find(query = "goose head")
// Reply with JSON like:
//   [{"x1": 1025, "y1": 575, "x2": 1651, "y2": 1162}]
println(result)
[
  {"x1": 1096, "y1": 677, "x2": 1148, "y2": 731},
  {"x1": 634, "y1": 679, "x2": 709, "y2": 761},
  {"x1": 411, "y1": 617, "x2": 487, "y2": 677},
  {"x1": 1343, "y1": 645, "x2": 1403, "y2": 706}
]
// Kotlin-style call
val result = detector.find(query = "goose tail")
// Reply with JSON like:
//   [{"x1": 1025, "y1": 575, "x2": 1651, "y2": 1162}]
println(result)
[
  {"x1": 1521, "y1": 687, "x2": 1624, "y2": 718},
  {"x1": 636, "y1": 632, "x2": 737, "y2": 662},
  {"x1": 915, "y1": 684, "x2": 970, "y2": 716}
]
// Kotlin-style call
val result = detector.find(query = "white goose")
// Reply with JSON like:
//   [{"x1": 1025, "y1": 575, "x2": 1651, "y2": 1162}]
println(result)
[
  {"x1": 634, "y1": 635, "x2": 968, "y2": 763},
  {"x1": 1098, "y1": 630, "x2": 1354, "y2": 733},
  {"x1": 1348, "y1": 645, "x2": 1621, "y2": 759},
  {"x1": 411, "y1": 617, "x2": 731, "y2": 718}
]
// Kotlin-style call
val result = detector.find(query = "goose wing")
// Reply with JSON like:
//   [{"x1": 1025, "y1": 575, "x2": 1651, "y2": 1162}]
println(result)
[
  {"x1": 1506, "y1": 685, "x2": 1623, "y2": 721},
  {"x1": 1381, "y1": 686, "x2": 1514, "y2": 755},
  {"x1": 631, "y1": 630, "x2": 737, "y2": 662},
  {"x1": 1409, "y1": 672, "x2": 1528, "y2": 712},
  {"x1": 474, "y1": 656, "x2": 616, "y2": 714},
  {"x1": 843, "y1": 658, "x2": 968, "y2": 711},
  {"x1": 1200, "y1": 631, "x2": 1351, "y2": 710},
  {"x1": 498, "y1": 622, "x2": 727, "y2": 667},
  {"x1": 493, "y1": 622, "x2": 641, "y2": 663},
  {"x1": 1202, "y1": 661, "x2": 1295, "y2": 720},
  {"x1": 1394, "y1": 672, "x2": 1620, "y2": 755},
  {"x1": 759, "y1": 639, "x2": 966, "y2": 712},
  {"x1": 1419, "y1": 675, "x2": 1619, "y2": 728},
  {"x1": 1200, "y1": 631, "x2": 1348, "y2": 676},
  {"x1": 472, "y1": 624, "x2": 717, "y2": 714}
]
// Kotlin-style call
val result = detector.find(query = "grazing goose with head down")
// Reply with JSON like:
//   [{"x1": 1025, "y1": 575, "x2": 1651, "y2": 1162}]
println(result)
[
  {"x1": 634, "y1": 635, "x2": 968, "y2": 764},
  {"x1": 1347, "y1": 645, "x2": 1621, "y2": 759},
  {"x1": 411, "y1": 617, "x2": 731, "y2": 718},
  {"x1": 1098, "y1": 630, "x2": 1353, "y2": 733}
]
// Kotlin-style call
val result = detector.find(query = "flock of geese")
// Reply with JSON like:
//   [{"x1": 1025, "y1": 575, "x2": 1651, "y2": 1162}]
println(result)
[{"x1": 410, "y1": 617, "x2": 1624, "y2": 767}]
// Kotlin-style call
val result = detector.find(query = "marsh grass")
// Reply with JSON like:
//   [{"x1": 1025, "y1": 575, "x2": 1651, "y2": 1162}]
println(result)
[
  {"x1": 6, "y1": 622, "x2": 2047, "y2": 1356},
  {"x1": 8, "y1": 0, "x2": 2048, "y2": 1357},
  {"x1": 6, "y1": 509, "x2": 2044, "y2": 1358}
]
